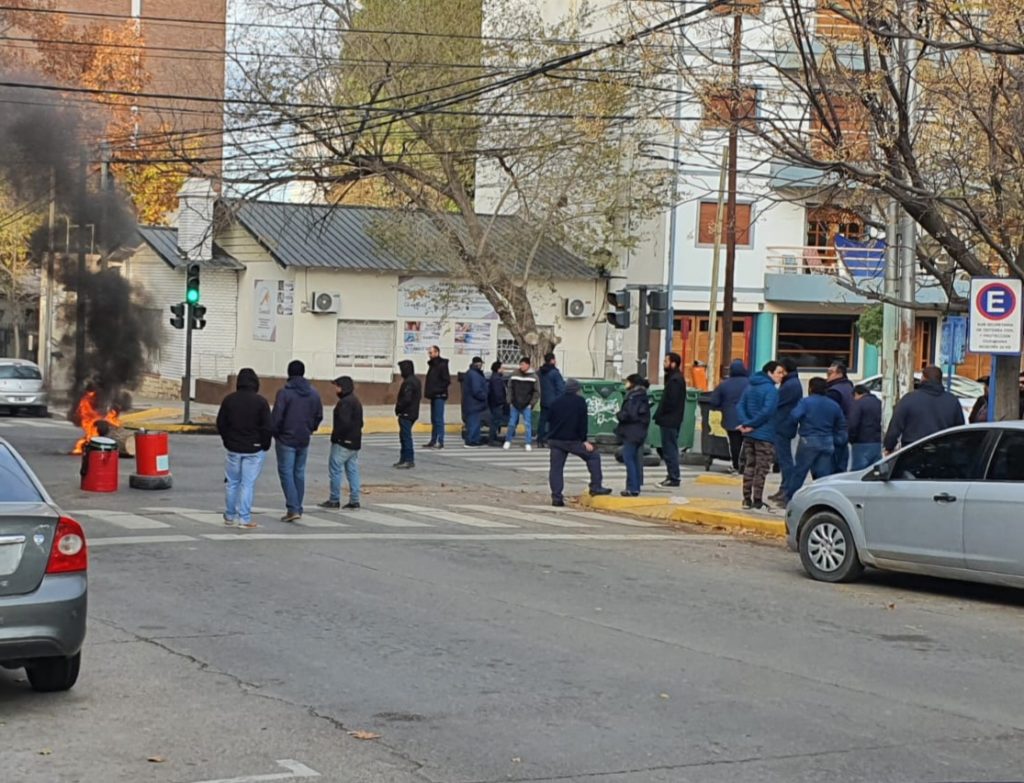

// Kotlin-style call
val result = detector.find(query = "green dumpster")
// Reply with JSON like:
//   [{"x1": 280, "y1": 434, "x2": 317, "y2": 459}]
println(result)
[
  {"x1": 579, "y1": 379, "x2": 625, "y2": 437},
  {"x1": 645, "y1": 386, "x2": 699, "y2": 453}
]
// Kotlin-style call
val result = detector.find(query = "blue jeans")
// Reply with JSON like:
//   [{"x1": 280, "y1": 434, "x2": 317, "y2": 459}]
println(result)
[
  {"x1": 225, "y1": 450, "x2": 266, "y2": 524},
  {"x1": 774, "y1": 433, "x2": 796, "y2": 492},
  {"x1": 398, "y1": 417, "x2": 415, "y2": 464},
  {"x1": 850, "y1": 442, "x2": 883, "y2": 471},
  {"x1": 505, "y1": 406, "x2": 532, "y2": 445},
  {"x1": 832, "y1": 442, "x2": 850, "y2": 474},
  {"x1": 622, "y1": 441, "x2": 644, "y2": 494},
  {"x1": 784, "y1": 435, "x2": 834, "y2": 500},
  {"x1": 465, "y1": 410, "x2": 483, "y2": 445},
  {"x1": 488, "y1": 405, "x2": 505, "y2": 443},
  {"x1": 328, "y1": 444, "x2": 360, "y2": 503},
  {"x1": 660, "y1": 425, "x2": 680, "y2": 482},
  {"x1": 429, "y1": 397, "x2": 446, "y2": 445},
  {"x1": 275, "y1": 442, "x2": 309, "y2": 515}
]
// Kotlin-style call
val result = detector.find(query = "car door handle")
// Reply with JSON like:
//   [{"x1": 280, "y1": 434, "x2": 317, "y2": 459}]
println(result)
[{"x1": 933, "y1": 493, "x2": 957, "y2": 503}]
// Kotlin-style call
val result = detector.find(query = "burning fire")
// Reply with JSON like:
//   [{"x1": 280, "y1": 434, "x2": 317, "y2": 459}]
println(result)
[{"x1": 72, "y1": 390, "x2": 122, "y2": 455}]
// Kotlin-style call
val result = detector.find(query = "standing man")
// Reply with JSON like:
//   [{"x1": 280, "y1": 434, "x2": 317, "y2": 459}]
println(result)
[
  {"x1": 654, "y1": 352, "x2": 686, "y2": 487},
  {"x1": 615, "y1": 374, "x2": 652, "y2": 497},
  {"x1": 423, "y1": 345, "x2": 450, "y2": 449},
  {"x1": 769, "y1": 357, "x2": 802, "y2": 503},
  {"x1": 487, "y1": 360, "x2": 507, "y2": 446},
  {"x1": 708, "y1": 359, "x2": 750, "y2": 472},
  {"x1": 319, "y1": 376, "x2": 363, "y2": 510},
  {"x1": 848, "y1": 384, "x2": 883, "y2": 470},
  {"x1": 537, "y1": 352, "x2": 566, "y2": 448},
  {"x1": 736, "y1": 361, "x2": 785, "y2": 510},
  {"x1": 546, "y1": 378, "x2": 612, "y2": 506},
  {"x1": 504, "y1": 357, "x2": 538, "y2": 451},
  {"x1": 461, "y1": 356, "x2": 488, "y2": 447},
  {"x1": 395, "y1": 359, "x2": 422, "y2": 468},
  {"x1": 782, "y1": 377, "x2": 846, "y2": 501},
  {"x1": 825, "y1": 360, "x2": 855, "y2": 473},
  {"x1": 217, "y1": 368, "x2": 272, "y2": 530},
  {"x1": 272, "y1": 360, "x2": 324, "y2": 523},
  {"x1": 883, "y1": 365, "x2": 962, "y2": 453}
]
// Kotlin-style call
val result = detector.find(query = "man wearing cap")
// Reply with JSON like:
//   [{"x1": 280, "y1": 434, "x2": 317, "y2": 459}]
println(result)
[
  {"x1": 545, "y1": 378, "x2": 612, "y2": 506},
  {"x1": 319, "y1": 376, "x2": 363, "y2": 510},
  {"x1": 272, "y1": 360, "x2": 324, "y2": 522},
  {"x1": 462, "y1": 356, "x2": 488, "y2": 447}
]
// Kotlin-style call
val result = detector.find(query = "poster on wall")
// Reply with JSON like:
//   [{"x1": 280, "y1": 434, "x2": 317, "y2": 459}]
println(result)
[
  {"x1": 277, "y1": 280, "x2": 294, "y2": 316},
  {"x1": 253, "y1": 279, "x2": 277, "y2": 342},
  {"x1": 454, "y1": 321, "x2": 493, "y2": 356},
  {"x1": 397, "y1": 277, "x2": 497, "y2": 320},
  {"x1": 403, "y1": 321, "x2": 442, "y2": 355}
]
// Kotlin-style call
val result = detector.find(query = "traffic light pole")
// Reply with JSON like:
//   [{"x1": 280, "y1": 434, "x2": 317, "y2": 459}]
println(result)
[
  {"x1": 637, "y1": 285, "x2": 649, "y2": 378},
  {"x1": 183, "y1": 303, "x2": 194, "y2": 425}
]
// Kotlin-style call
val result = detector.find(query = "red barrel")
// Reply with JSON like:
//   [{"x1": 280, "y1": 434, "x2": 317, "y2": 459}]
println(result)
[
  {"x1": 134, "y1": 431, "x2": 170, "y2": 476},
  {"x1": 80, "y1": 437, "x2": 118, "y2": 493}
]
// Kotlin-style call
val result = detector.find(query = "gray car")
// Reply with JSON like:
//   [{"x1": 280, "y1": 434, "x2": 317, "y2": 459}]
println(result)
[
  {"x1": 0, "y1": 437, "x2": 87, "y2": 691},
  {"x1": 786, "y1": 422, "x2": 1024, "y2": 588},
  {"x1": 0, "y1": 359, "x2": 49, "y2": 416}
]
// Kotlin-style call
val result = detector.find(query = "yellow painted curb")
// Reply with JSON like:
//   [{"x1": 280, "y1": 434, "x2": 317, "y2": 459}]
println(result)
[
  {"x1": 579, "y1": 494, "x2": 671, "y2": 511},
  {"x1": 123, "y1": 421, "x2": 216, "y2": 434},
  {"x1": 695, "y1": 474, "x2": 742, "y2": 487},
  {"x1": 577, "y1": 493, "x2": 786, "y2": 538},
  {"x1": 120, "y1": 408, "x2": 180, "y2": 424}
]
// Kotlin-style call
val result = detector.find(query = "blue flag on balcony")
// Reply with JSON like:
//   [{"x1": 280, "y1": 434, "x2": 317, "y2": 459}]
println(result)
[{"x1": 835, "y1": 235, "x2": 885, "y2": 278}]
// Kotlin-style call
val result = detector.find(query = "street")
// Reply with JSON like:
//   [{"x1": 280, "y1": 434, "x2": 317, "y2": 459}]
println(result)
[{"x1": 2, "y1": 415, "x2": 1024, "y2": 783}]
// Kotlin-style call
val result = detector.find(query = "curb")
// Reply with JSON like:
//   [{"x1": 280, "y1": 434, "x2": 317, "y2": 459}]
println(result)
[
  {"x1": 694, "y1": 474, "x2": 742, "y2": 487},
  {"x1": 122, "y1": 417, "x2": 466, "y2": 436},
  {"x1": 120, "y1": 408, "x2": 181, "y2": 425},
  {"x1": 577, "y1": 494, "x2": 786, "y2": 538}
]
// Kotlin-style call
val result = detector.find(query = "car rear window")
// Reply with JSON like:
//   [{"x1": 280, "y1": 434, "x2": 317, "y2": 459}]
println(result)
[
  {"x1": 0, "y1": 364, "x2": 42, "y2": 380},
  {"x1": 0, "y1": 445, "x2": 44, "y2": 502}
]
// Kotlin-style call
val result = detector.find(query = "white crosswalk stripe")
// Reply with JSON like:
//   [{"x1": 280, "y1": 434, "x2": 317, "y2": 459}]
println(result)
[
  {"x1": 0, "y1": 417, "x2": 75, "y2": 429},
  {"x1": 334, "y1": 509, "x2": 432, "y2": 527},
  {"x1": 70, "y1": 510, "x2": 172, "y2": 530},
  {"x1": 287, "y1": 514, "x2": 348, "y2": 528},
  {"x1": 376, "y1": 504, "x2": 517, "y2": 528},
  {"x1": 454, "y1": 504, "x2": 592, "y2": 528},
  {"x1": 521, "y1": 506, "x2": 664, "y2": 527}
]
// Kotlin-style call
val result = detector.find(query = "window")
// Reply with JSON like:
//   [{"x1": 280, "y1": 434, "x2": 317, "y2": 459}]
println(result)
[
  {"x1": 810, "y1": 94, "x2": 871, "y2": 160},
  {"x1": 697, "y1": 202, "x2": 753, "y2": 246},
  {"x1": 0, "y1": 445, "x2": 44, "y2": 502},
  {"x1": 815, "y1": 0, "x2": 862, "y2": 40},
  {"x1": 701, "y1": 87, "x2": 759, "y2": 131},
  {"x1": 805, "y1": 206, "x2": 863, "y2": 248},
  {"x1": 336, "y1": 320, "x2": 395, "y2": 366},
  {"x1": 985, "y1": 432, "x2": 1024, "y2": 482},
  {"x1": 776, "y1": 315, "x2": 857, "y2": 370},
  {"x1": 891, "y1": 430, "x2": 990, "y2": 481},
  {"x1": 0, "y1": 364, "x2": 41, "y2": 380}
]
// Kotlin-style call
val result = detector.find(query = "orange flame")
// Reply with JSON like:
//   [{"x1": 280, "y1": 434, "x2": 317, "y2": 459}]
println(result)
[{"x1": 72, "y1": 390, "x2": 122, "y2": 455}]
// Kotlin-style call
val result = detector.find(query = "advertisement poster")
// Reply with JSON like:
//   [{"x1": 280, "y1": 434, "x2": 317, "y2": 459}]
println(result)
[
  {"x1": 397, "y1": 277, "x2": 497, "y2": 320},
  {"x1": 454, "y1": 321, "x2": 493, "y2": 356},
  {"x1": 403, "y1": 321, "x2": 442, "y2": 355},
  {"x1": 253, "y1": 279, "x2": 277, "y2": 342},
  {"x1": 277, "y1": 280, "x2": 294, "y2": 316}
]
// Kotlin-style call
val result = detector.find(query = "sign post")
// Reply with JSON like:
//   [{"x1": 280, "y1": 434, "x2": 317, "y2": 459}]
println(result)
[
  {"x1": 940, "y1": 315, "x2": 967, "y2": 392},
  {"x1": 968, "y1": 277, "x2": 1022, "y2": 422}
]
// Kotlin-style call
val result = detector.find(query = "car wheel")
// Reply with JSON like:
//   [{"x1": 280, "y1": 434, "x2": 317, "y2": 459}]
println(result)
[
  {"x1": 33, "y1": 406, "x2": 49, "y2": 418},
  {"x1": 26, "y1": 652, "x2": 81, "y2": 692},
  {"x1": 798, "y1": 511, "x2": 864, "y2": 583}
]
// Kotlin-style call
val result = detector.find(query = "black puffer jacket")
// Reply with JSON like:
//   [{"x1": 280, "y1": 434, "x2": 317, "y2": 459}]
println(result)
[
  {"x1": 331, "y1": 376, "x2": 363, "y2": 450},
  {"x1": 424, "y1": 357, "x2": 451, "y2": 400},
  {"x1": 217, "y1": 368, "x2": 272, "y2": 454},
  {"x1": 615, "y1": 386, "x2": 652, "y2": 444},
  {"x1": 654, "y1": 367, "x2": 686, "y2": 428},
  {"x1": 395, "y1": 360, "x2": 422, "y2": 420}
]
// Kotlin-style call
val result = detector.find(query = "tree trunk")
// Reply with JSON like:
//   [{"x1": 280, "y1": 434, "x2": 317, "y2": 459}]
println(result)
[
  {"x1": 993, "y1": 354, "x2": 1021, "y2": 420},
  {"x1": 12, "y1": 319, "x2": 20, "y2": 359}
]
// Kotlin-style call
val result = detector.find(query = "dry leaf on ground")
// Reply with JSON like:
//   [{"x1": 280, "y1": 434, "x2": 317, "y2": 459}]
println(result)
[{"x1": 347, "y1": 730, "x2": 381, "y2": 740}]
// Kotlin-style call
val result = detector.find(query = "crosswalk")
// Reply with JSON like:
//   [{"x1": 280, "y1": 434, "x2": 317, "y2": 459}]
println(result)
[{"x1": 0, "y1": 416, "x2": 75, "y2": 430}]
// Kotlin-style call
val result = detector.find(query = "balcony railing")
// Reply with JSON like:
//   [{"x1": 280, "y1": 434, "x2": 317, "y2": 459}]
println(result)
[{"x1": 765, "y1": 244, "x2": 884, "y2": 280}]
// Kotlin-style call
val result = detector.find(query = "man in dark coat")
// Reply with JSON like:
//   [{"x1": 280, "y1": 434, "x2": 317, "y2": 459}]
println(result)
[
  {"x1": 825, "y1": 360, "x2": 855, "y2": 473},
  {"x1": 615, "y1": 374, "x2": 652, "y2": 497},
  {"x1": 546, "y1": 378, "x2": 611, "y2": 506},
  {"x1": 537, "y1": 352, "x2": 566, "y2": 448},
  {"x1": 217, "y1": 368, "x2": 272, "y2": 529},
  {"x1": 319, "y1": 376, "x2": 363, "y2": 510},
  {"x1": 504, "y1": 357, "x2": 539, "y2": 450},
  {"x1": 487, "y1": 361, "x2": 507, "y2": 445},
  {"x1": 654, "y1": 352, "x2": 687, "y2": 487},
  {"x1": 461, "y1": 357, "x2": 488, "y2": 447},
  {"x1": 769, "y1": 357, "x2": 802, "y2": 503},
  {"x1": 848, "y1": 384, "x2": 883, "y2": 470},
  {"x1": 884, "y1": 365, "x2": 963, "y2": 453},
  {"x1": 271, "y1": 360, "x2": 324, "y2": 523},
  {"x1": 423, "y1": 345, "x2": 451, "y2": 449},
  {"x1": 395, "y1": 359, "x2": 422, "y2": 468},
  {"x1": 708, "y1": 359, "x2": 750, "y2": 471}
]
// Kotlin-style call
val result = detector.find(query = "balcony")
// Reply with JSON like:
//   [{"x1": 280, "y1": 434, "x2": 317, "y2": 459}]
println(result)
[{"x1": 768, "y1": 161, "x2": 840, "y2": 192}]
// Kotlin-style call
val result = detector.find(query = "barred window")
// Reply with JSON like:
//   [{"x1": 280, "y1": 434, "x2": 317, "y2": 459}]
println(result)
[{"x1": 336, "y1": 320, "x2": 395, "y2": 366}]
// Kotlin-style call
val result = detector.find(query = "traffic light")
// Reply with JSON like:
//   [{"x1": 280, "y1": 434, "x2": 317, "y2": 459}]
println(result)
[
  {"x1": 169, "y1": 302, "x2": 185, "y2": 330},
  {"x1": 606, "y1": 289, "x2": 631, "y2": 329},
  {"x1": 185, "y1": 263, "x2": 201, "y2": 305},
  {"x1": 646, "y1": 288, "x2": 669, "y2": 330},
  {"x1": 191, "y1": 304, "x2": 207, "y2": 331}
]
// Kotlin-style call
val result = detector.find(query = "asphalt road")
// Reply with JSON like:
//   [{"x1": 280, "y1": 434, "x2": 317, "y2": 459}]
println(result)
[{"x1": 2, "y1": 413, "x2": 1024, "y2": 783}]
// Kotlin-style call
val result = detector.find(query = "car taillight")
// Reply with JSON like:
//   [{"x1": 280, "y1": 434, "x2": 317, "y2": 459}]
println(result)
[{"x1": 46, "y1": 516, "x2": 88, "y2": 574}]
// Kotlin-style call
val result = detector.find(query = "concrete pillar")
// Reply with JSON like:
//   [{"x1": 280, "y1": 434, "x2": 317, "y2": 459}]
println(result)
[
  {"x1": 863, "y1": 344, "x2": 879, "y2": 377},
  {"x1": 753, "y1": 312, "x2": 775, "y2": 370}
]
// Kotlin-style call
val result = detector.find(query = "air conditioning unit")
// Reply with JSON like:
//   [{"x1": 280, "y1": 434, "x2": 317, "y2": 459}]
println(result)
[
  {"x1": 564, "y1": 298, "x2": 593, "y2": 319},
  {"x1": 310, "y1": 292, "x2": 340, "y2": 314}
]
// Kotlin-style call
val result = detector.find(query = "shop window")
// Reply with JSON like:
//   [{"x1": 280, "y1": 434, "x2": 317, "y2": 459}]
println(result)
[
  {"x1": 697, "y1": 202, "x2": 753, "y2": 247},
  {"x1": 776, "y1": 315, "x2": 857, "y2": 370},
  {"x1": 336, "y1": 320, "x2": 395, "y2": 366}
]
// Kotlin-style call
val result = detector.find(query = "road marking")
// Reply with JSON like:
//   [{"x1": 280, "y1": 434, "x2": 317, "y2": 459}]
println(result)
[
  {"x1": 454, "y1": 504, "x2": 593, "y2": 528},
  {"x1": 188, "y1": 759, "x2": 320, "y2": 783},
  {"x1": 142, "y1": 508, "x2": 235, "y2": 527},
  {"x1": 343, "y1": 508, "x2": 432, "y2": 527},
  {"x1": 521, "y1": 506, "x2": 663, "y2": 527},
  {"x1": 90, "y1": 535, "x2": 197, "y2": 546},
  {"x1": 70, "y1": 510, "x2": 172, "y2": 530},
  {"x1": 376, "y1": 504, "x2": 517, "y2": 528},
  {"x1": 286, "y1": 514, "x2": 347, "y2": 529},
  {"x1": 202, "y1": 532, "x2": 683, "y2": 542}
]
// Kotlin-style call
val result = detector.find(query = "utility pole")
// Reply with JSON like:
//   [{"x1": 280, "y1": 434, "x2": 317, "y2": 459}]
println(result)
[
  {"x1": 896, "y1": 5, "x2": 920, "y2": 401},
  {"x1": 720, "y1": 10, "x2": 744, "y2": 368},
  {"x1": 42, "y1": 168, "x2": 56, "y2": 386},
  {"x1": 637, "y1": 284, "x2": 650, "y2": 378},
  {"x1": 881, "y1": 201, "x2": 899, "y2": 423},
  {"x1": 74, "y1": 152, "x2": 88, "y2": 392},
  {"x1": 706, "y1": 146, "x2": 730, "y2": 389}
]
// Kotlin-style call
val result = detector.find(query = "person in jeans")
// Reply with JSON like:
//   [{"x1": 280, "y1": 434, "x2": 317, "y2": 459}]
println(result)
[
  {"x1": 271, "y1": 360, "x2": 324, "y2": 522},
  {"x1": 461, "y1": 356, "x2": 488, "y2": 447},
  {"x1": 546, "y1": 378, "x2": 611, "y2": 506},
  {"x1": 487, "y1": 361, "x2": 507, "y2": 446},
  {"x1": 319, "y1": 376, "x2": 363, "y2": 510},
  {"x1": 769, "y1": 357, "x2": 802, "y2": 503},
  {"x1": 848, "y1": 384, "x2": 883, "y2": 470},
  {"x1": 825, "y1": 360, "x2": 855, "y2": 473},
  {"x1": 782, "y1": 377, "x2": 846, "y2": 501},
  {"x1": 504, "y1": 357, "x2": 538, "y2": 451},
  {"x1": 708, "y1": 360, "x2": 750, "y2": 472},
  {"x1": 537, "y1": 352, "x2": 565, "y2": 448},
  {"x1": 653, "y1": 352, "x2": 686, "y2": 487},
  {"x1": 395, "y1": 359, "x2": 422, "y2": 468},
  {"x1": 423, "y1": 345, "x2": 451, "y2": 449},
  {"x1": 736, "y1": 361, "x2": 784, "y2": 510},
  {"x1": 216, "y1": 368, "x2": 272, "y2": 529},
  {"x1": 615, "y1": 374, "x2": 651, "y2": 497}
]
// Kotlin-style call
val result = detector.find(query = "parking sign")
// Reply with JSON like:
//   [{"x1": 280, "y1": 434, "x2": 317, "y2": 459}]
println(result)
[{"x1": 969, "y1": 277, "x2": 1022, "y2": 355}]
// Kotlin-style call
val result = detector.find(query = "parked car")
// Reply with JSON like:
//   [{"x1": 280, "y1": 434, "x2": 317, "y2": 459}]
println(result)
[
  {"x1": 0, "y1": 359, "x2": 49, "y2": 417},
  {"x1": 860, "y1": 372, "x2": 983, "y2": 423},
  {"x1": 0, "y1": 437, "x2": 87, "y2": 691},
  {"x1": 786, "y1": 422, "x2": 1024, "y2": 588}
]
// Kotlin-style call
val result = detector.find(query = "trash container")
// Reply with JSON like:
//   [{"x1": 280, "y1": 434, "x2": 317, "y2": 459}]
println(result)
[
  {"x1": 698, "y1": 392, "x2": 733, "y2": 470},
  {"x1": 579, "y1": 379, "x2": 625, "y2": 437},
  {"x1": 645, "y1": 386, "x2": 698, "y2": 460}
]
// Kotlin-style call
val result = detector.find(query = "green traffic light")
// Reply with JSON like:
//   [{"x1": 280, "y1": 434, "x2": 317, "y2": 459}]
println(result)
[{"x1": 186, "y1": 288, "x2": 200, "y2": 304}]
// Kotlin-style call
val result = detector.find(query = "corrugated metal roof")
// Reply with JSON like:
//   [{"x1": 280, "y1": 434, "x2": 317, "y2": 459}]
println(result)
[
  {"x1": 135, "y1": 226, "x2": 243, "y2": 270},
  {"x1": 227, "y1": 200, "x2": 597, "y2": 280}
]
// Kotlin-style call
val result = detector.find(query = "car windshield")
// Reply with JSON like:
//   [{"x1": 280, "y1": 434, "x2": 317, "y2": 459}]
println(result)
[
  {"x1": 0, "y1": 445, "x2": 44, "y2": 502},
  {"x1": 0, "y1": 364, "x2": 42, "y2": 380}
]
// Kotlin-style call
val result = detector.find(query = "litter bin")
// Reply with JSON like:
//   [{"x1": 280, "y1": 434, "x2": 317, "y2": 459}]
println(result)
[
  {"x1": 698, "y1": 392, "x2": 733, "y2": 470},
  {"x1": 579, "y1": 379, "x2": 625, "y2": 437},
  {"x1": 645, "y1": 386, "x2": 699, "y2": 458}
]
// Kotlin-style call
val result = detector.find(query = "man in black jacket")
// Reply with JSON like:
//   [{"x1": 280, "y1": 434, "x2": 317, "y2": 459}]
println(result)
[
  {"x1": 884, "y1": 366, "x2": 963, "y2": 453},
  {"x1": 216, "y1": 368, "x2": 272, "y2": 529},
  {"x1": 395, "y1": 359, "x2": 422, "y2": 468},
  {"x1": 319, "y1": 376, "x2": 363, "y2": 510},
  {"x1": 654, "y1": 352, "x2": 687, "y2": 487},
  {"x1": 546, "y1": 379, "x2": 612, "y2": 506},
  {"x1": 825, "y1": 361, "x2": 855, "y2": 473},
  {"x1": 423, "y1": 345, "x2": 451, "y2": 449},
  {"x1": 848, "y1": 385, "x2": 883, "y2": 470},
  {"x1": 272, "y1": 360, "x2": 324, "y2": 523}
]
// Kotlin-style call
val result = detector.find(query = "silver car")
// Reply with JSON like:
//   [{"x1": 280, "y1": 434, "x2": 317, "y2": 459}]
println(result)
[
  {"x1": 0, "y1": 359, "x2": 49, "y2": 417},
  {"x1": 0, "y1": 437, "x2": 87, "y2": 691},
  {"x1": 786, "y1": 422, "x2": 1024, "y2": 588}
]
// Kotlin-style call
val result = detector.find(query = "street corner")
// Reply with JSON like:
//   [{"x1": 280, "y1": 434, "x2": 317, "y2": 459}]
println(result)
[
  {"x1": 577, "y1": 494, "x2": 671, "y2": 512},
  {"x1": 694, "y1": 473, "x2": 742, "y2": 488},
  {"x1": 576, "y1": 492, "x2": 786, "y2": 538},
  {"x1": 119, "y1": 407, "x2": 181, "y2": 426}
]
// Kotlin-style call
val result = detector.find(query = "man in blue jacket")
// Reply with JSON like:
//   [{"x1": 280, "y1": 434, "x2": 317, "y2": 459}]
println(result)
[
  {"x1": 537, "y1": 352, "x2": 566, "y2": 448},
  {"x1": 546, "y1": 379, "x2": 612, "y2": 506},
  {"x1": 782, "y1": 377, "x2": 847, "y2": 501},
  {"x1": 769, "y1": 357, "x2": 802, "y2": 503},
  {"x1": 272, "y1": 360, "x2": 324, "y2": 522},
  {"x1": 461, "y1": 357, "x2": 489, "y2": 447},
  {"x1": 708, "y1": 359, "x2": 750, "y2": 472},
  {"x1": 487, "y1": 361, "x2": 507, "y2": 446},
  {"x1": 737, "y1": 361, "x2": 785, "y2": 509},
  {"x1": 825, "y1": 360, "x2": 855, "y2": 473}
]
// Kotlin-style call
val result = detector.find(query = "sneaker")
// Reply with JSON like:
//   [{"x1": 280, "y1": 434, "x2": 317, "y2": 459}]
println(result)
[
  {"x1": 767, "y1": 491, "x2": 785, "y2": 502},
  {"x1": 318, "y1": 500, "x2": 341, "y2": 509},
  {"x1": 741, "y1": 499, "x2": 753, "y2": 510},
  {"x1": 223, "y1": 516, "x2": 238, "y2": 527},
  {"x1": 620, "y1": 490, "x2": 640, "y2": 497},
  {"x1": 525, "y1": 444, "x2": 532, "y2": 452},
  {"x1": 343, "y1": 502, "x2": 361, "y2": 510},
  {"x1": 436, "y1": 443, "x2": 444, "y2": 450},
  {"x1": 552, "y1": 498, "x2": 566, "y2": 507},
  {"x1": 396, "y1": 462, "x2": 414, "y2": 469},
  {"x1": 238, "y1": 521, "x2": 259, "y2": 530},
  {"x1": 658, "y1": 479, "x2": 680, "y2": 488},
  {"x1": 502, "y1": 442, "x2": 511, "y2": 451},
  {"x1": 463, "y1": 443, "x2": 480, "y2": 449},
  {"x1": 752, "y1": 500, "x2": 771, "y2": 511},
  {"x1": 392, "y1": 461, "x2": 408, "y2": 468},
  {"x1": 589, "y1": 487, "x2": 612, "y2": 496},
  {"x1": 281, "y1": 512, "x2": 301, "y2": 522},
  {"x1": 422, "y1": 442, "x2": 436, "y2": 449}
]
